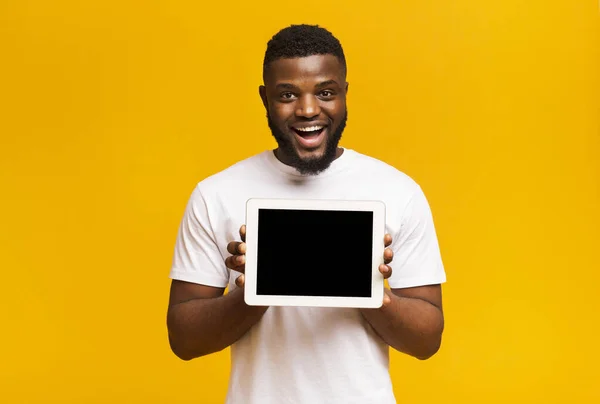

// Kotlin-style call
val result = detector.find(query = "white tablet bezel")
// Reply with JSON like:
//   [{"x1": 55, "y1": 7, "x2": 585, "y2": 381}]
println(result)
[{"x1": 244, "y1": 198, "x2": 386, "y2": 308}]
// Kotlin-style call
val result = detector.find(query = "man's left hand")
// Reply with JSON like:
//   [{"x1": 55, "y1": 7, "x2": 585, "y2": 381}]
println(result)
[{"x1": 380, "y1": 234, "x2": 394, "y2": 307}]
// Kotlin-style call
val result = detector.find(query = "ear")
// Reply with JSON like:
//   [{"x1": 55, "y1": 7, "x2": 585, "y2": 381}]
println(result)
[
  {"x1": 345, "y1": 82, "x2": 349, "y2": 94},
  {"x1": 259, "y1": 85, "x2": 268, "y2": 110}
]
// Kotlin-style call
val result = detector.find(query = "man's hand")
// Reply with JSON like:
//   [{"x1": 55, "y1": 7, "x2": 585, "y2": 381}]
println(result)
[
  {"x1": 225, "y1": 226, "x2": 394, "y2": 295},
  {"x1": 225, "y1": 225, "x2": 247, "y2": 288},
  {"x1": 361, "y1": 232, "x2": 444, "y2": 360},
  {"x1": 381, "y1": 233, "x2": 394, "y2": 306},
  {"x1": 167, "y1": 224, "x2": 270, "y2": 360}
]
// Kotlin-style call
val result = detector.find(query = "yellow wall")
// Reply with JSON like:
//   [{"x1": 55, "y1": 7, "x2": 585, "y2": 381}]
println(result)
[{"x1": 1, "y1": 1, "x2": 598, "y2": 403}]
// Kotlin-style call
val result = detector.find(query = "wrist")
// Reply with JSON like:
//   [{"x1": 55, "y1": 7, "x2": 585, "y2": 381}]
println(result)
[
  {"x1": 228, "y1": 287, "x2": 269, "y2": 314},
  {"x1": 360, "y1": 289, "x2": 394, "y2": 316}
]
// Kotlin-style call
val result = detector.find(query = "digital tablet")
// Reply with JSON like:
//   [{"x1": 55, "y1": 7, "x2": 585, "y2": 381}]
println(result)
[{"x1": 244, "y1": 198, "x2": 386, "y2": 308}]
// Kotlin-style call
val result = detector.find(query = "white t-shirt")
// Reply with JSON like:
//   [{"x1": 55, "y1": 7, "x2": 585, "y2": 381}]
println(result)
[{"x1": 170, "y1": 148, "x2": 446, "y2": 404}]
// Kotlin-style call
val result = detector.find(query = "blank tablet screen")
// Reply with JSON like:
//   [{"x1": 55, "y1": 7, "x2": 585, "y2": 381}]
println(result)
[{"x1": 256, "y1": 208, "x2": 374, "y2": 298}]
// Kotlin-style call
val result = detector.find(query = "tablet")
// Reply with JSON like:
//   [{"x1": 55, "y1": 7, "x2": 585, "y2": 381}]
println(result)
[{"x1": 244, "y1": 198, "x2": 386, "y2": 308}]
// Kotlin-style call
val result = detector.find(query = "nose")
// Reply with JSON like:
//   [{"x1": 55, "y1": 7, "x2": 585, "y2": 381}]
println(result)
[{"x1": 295, "y1": 94, "x2": 321, "y2": 119}]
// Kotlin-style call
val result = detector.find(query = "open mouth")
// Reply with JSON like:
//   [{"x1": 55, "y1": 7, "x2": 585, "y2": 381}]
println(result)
[
  {"x1": 292, "y1": 125, "x2": 326, "y2": 138},
  {"x1": 291, "y1": 125, "x2": 327, "y2": 149}
]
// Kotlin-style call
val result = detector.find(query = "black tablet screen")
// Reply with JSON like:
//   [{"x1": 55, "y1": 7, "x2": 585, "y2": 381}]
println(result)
[{"x1": 256, "y1": 208, "x2": 374, "y2": 297}]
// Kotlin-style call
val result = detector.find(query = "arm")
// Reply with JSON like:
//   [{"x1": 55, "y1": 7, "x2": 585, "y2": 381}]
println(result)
[
  {"x1": 167, "y1": 218, "x2": 267, "y2": 361},
  {"x1": 361, "y1": 184, "x2": 446, "y2": 359},
  {"x1": 360, "y1": 284, "x2": 444, "y2": 360},
  {"x1": 167, "y1": 280, "x2": 268, "y2": 361}
]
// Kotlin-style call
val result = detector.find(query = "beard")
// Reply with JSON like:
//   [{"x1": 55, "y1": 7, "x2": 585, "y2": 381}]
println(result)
[{"x1": 267, "y1": 109, "x2": 348, "y2": 176}]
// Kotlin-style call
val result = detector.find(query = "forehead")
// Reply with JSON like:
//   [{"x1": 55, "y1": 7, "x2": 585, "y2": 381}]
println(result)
[{"x1": 264, "y1": 54, "x2": 344, "y2": 86}]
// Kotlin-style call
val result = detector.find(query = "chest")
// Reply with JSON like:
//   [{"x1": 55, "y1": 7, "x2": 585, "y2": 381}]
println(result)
[{"x1": 206, "y1": 178, "x2": 406, "y2": 285}]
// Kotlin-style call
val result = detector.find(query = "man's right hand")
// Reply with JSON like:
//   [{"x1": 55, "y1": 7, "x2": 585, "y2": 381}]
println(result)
[
  {"x1": 225, "y1": 224, "x2": 247, "y2": 288},
  {"x1": 168, "y1": 224, "x2": 269, "y2": 360}
]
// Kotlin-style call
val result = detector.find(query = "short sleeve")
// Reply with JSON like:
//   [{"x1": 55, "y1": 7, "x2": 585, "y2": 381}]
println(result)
[
  {"x1": 169, "y1": 185, "x2": 230, "y2": 288},
  {"x1": 387, "y1": 185, "x2": 447, "y2": 289}
]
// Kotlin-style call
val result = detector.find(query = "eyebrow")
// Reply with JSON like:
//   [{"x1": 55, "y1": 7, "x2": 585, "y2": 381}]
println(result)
[
  {"x1": 275, "y1": 79, "x2": 340, "y2": 90},
  {"x1": 315, "y1": 79, "x2": 339, "y2": 89},
  {"x1": 275, "y1": 83, "x2": 297, "y2": 90}
]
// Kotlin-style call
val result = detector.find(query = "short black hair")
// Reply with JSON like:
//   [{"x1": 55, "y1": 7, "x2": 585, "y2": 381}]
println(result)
[{"x1": 263, "y1": 24, "x2": 347, "y2": 79}]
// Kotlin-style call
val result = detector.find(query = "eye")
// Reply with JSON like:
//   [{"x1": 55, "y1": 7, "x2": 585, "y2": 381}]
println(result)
[
  {"x1": 280, "y1": 92, "x2": 296, "y2": 100},
  {"x1": 319, "y1": 90, "x2": 335, "y2": 98}
]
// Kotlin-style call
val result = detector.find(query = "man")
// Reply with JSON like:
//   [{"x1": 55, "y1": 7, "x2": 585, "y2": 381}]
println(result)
[{"x1": 167, "y1": 24, "x2": 446, "y2": 404}]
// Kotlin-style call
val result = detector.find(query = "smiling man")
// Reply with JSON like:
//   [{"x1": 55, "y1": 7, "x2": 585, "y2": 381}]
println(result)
[
  {"x1": 261, "y1": 43, "x2": 348, "y2": 175},
  {"x1": 167, "y1": 25, "x2": 447, "y2": 404}
]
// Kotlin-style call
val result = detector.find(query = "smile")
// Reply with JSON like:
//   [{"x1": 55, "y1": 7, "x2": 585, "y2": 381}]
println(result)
[
  {"x1": 291, "y1": 124, "x2": 326, "y2": 138},
  {"x1": 291, "y1": 126, "x2": 327, "y2": 149},
  {"x1": 294, "y1": 125, "x2": 324, "y2": 133}
]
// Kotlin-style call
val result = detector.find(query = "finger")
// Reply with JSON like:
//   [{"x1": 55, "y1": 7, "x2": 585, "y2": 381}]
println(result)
[
  {"x1": 384, "y1": 247, "x2": 393, "y2": 264},
  {"x1": 227, "y1": 241, "x2": 246, "y2": 255},
  {"x1": 240, "y1": 225, "x2": 246, "y2": 243},
  {"x1": 225, "y1": 255, "x2": 246, "y2": 272},
  {"x1": 379, "y1": 264, "x2": 392, "y2": 279},
  {"x1": 235, "y1": 274, "x2": 245, "y2": 288},
  {"x1": 224, "y1": 255, "x2": 236, "y2": 269},
  {"x1": 382, "y1": 290, "x2": 392, "y2": 307},
  {"x1": 384, "y1": 234, "x2": 393, "y2": 248}
]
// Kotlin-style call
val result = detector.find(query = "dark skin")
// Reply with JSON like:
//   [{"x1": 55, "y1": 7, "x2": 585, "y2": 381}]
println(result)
[
  {"x1": 260, "y1": 55, "x2": 346, "y2": 172},
  {"x1": 167, "y1": 54, "x2": 444, "y2": 361},
  {"x1": 166, "y1": 226, "x2": 268, "y2": 360}
]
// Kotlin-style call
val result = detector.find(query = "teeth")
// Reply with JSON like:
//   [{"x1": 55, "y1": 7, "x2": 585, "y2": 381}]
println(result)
[{"x1": 295, "y1": 126, "x2": 323, "y2": 132}]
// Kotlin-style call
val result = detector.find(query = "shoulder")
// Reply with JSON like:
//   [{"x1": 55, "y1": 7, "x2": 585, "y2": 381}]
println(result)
[
  {"x1": 348, "y1": 150, "x2": 421, "y2": 194},
  {"x1": 193, "y1": 151, "x2": 269, "y2": 196}
]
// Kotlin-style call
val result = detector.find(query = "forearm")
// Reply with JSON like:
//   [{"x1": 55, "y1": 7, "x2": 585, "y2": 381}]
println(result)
[
  {"x1": 167, "y1": 287, "x2": 268, "y2": 360},
  {"x1": 361, "y1": 291, "x2": 444, "y2": 360}
]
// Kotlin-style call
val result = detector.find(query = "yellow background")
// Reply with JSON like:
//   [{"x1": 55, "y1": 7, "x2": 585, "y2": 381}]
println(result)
[{"x1": 1, "y1": 1, "x2": 598, "y2": 403}]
